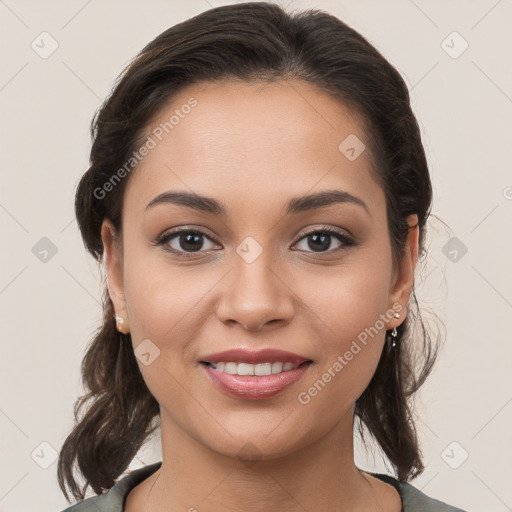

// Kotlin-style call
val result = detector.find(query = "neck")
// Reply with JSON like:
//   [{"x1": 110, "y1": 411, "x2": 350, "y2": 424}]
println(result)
[{"x1": 141, "y1": 407, "x2": 381, "y2": 512}]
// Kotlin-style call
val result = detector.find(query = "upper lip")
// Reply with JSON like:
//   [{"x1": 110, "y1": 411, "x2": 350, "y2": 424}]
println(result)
[{"x1": 200, "y1": 348, "x2": 312, "y2": 365}]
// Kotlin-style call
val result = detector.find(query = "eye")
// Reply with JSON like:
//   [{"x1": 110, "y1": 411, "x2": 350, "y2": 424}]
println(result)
[
  {"x1": 293, "y1": 227, "x2": 355, "y2": 254},
  {"x1": 155, "y1": 228, "x2": 218, "y2": 257}
]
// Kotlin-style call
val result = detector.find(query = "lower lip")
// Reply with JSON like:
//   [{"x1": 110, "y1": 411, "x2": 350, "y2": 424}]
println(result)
[{"x1": 201, "y1": 362, "x2": 312, "y2": 400}]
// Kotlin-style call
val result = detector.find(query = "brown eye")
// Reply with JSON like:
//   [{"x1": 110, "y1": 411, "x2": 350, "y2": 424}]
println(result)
[
  {"x1": 156, "y1": 229, "x2": 218, "y2": 257},
  {"x1": 294, "y1": 228, "x2": 355, "y2": 254}
]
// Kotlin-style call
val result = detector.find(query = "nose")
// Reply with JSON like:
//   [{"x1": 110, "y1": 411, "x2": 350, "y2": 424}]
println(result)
[{"x1": 216, "y1": 253, "x2": 295, "y2": 332}]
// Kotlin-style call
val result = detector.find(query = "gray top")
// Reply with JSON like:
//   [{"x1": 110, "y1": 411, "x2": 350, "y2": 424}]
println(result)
[{"x1": 60, "y1": 462, "x2": 468, "y2": 512}]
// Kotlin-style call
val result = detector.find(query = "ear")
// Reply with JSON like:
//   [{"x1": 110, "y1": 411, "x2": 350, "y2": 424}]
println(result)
[
  {"x1": 387, "y1": 214, "x2": 419, "y2": 328},
  {"x1": 101, "y1": 218, "x2": 129, "y2": 333}
]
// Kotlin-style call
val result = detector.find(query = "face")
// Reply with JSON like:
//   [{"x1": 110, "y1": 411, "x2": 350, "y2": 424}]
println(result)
[{"x1": 102, "y1": 79, "x2": 418, "y2": 461}]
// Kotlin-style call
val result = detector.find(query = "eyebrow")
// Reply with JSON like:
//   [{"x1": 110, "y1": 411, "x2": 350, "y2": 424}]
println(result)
[{"x1": 145, "y1": 189, "x2": 371, "y2": 218}]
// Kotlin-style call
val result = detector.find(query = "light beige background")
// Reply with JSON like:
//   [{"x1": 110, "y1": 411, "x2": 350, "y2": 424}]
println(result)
[{"x1": 1, "y1": 1, "x2": 511, "y2": 511}]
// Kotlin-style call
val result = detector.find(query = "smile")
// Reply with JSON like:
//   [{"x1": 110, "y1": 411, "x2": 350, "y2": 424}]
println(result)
[{"x1": 200, "y1": 360, "x2": 313, "y2": 400}]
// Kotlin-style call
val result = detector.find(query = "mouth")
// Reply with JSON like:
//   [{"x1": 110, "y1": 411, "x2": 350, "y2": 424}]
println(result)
[{"x1": 199, "y1": 359, "x2": 313, "y2": 400}]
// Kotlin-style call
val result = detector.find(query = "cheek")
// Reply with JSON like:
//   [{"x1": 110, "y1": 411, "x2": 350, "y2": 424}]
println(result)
[
  {"x1": 297, "y1": 254, "x2": 392, "y2": 398},
  {"x1": 123, "y1": 260, "x2": 209, "y2": 342},
  {"x1": 305, "y1": 252, "x2": 392, "y2": 341},
  {"x1": 121, "y1": 257, "x2": 210, "y2": 414}
]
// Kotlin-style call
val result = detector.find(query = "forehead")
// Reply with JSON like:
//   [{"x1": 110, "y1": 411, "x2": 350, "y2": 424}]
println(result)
[{"x1": 124, "y1": 79, "x2": 384, "y2": 218}]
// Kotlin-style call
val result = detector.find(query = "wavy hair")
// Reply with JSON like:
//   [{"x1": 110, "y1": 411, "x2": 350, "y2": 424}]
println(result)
[{"x1": 58, "y1": 1, "x2": 440, "y2": 502}]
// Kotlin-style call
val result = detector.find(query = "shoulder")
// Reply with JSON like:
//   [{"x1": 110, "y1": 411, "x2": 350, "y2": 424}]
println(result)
[
  {"x1": 399, "y1": 480, "x2": 468, "y2": 511},
  {"x1": 58, "y1": 462, "x2": 162, "y2": 512},
  {"x1": 370, "y1": 472, "x2": 469, "y2": 512}
]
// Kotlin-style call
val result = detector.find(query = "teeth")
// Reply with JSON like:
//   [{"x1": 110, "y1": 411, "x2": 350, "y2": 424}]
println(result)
[{"x1": 210, "y1": 361, "x2": 303, "y2": 375}]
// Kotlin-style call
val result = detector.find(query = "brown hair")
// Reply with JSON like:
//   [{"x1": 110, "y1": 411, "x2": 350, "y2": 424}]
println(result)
[{"x1": 58, "y1": 1, "x2": 440, "y2": 502}]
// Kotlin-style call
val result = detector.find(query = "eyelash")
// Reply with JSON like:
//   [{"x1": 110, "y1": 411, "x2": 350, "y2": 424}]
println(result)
[{"x1": 153, "y1": 226, "x2": 356, "y2": 259}]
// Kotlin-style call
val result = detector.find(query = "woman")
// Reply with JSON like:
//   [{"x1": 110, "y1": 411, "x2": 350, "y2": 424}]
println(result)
[{"x1": 58, "y1": 2, "x2": 468, "y2": 511}]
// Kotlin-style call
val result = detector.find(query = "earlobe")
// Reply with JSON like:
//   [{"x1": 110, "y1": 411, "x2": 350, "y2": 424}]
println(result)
[{"x1": 100, "y1": 219, "x2": 129, "y2": 333}]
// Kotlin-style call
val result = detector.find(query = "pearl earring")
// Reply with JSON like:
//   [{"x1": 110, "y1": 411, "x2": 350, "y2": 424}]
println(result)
[{"x1": 115, "y1": 314, "x2": 129, "y2": 334}]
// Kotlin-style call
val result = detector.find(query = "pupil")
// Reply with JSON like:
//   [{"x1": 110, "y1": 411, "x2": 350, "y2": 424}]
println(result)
[
  {"x1": 181, "y1": 233, "x2": 202, "y2": 252},
  {"x1": 309, "y1": 233, "x2": 330, "y2": 252}
]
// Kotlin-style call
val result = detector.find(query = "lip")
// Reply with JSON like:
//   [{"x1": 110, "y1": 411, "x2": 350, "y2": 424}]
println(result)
[
  {"x1": 201, "y1": 361, "x2": 312, "y2": 400},
  {"x1": 200, "y1": 348, "x2": 311, "y2": 365}
]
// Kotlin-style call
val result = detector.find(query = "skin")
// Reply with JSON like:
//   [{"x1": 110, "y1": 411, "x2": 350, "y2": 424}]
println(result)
[{"x1": 101, "y1": 79, "x2": 419, "y2": 512}]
